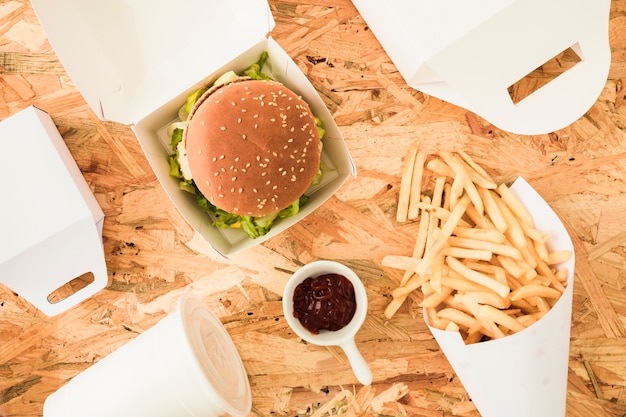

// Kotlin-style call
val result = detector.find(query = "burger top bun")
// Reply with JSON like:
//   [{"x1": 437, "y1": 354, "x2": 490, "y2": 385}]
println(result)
[{"x1": 185, "y1": 79, "x2": 322, "y2": 217}]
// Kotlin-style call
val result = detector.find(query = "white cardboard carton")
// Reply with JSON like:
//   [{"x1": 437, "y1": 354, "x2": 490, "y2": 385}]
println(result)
[
  {"x1": 31, "y1": 0, "x2": 355, "y2": 256},
  {"x1": 0, "y1": 106, "x2": 108, "y2": 316},
  {"x1": 425, "y1": 177, "x2": 575, "y2": 417},
  {"x1": 351, "y1": 0, "x2": 611, "y2": 135},
  {"x1": 43, "y1": 295, "x2": 252, "y2": 417}
]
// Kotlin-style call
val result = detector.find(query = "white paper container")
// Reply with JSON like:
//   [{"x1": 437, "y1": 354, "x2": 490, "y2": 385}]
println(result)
[
  {"x1": 43, "y1": 294, "x2": 251, "y2": 417},
  {"x1": 0, "y1": 106, "x2": 108, "y2": 316},
  {"x1": 425, "y1": 177, "x2": 575, "y2": 417},
  {"x1": 31, "y1": 0, "x2": 355, "y2": 256},
  {"x1": 351, "y1": 0, "x2": 611, "y2": 135}
]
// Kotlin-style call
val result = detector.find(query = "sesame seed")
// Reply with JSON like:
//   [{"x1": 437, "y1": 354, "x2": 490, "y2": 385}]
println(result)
[
  {"x1": 242, "y1": 134, "x2": 247, "y2": 139},
  {"x1": 266, "y1": 180, "x2": 271, "y2": 185},
  {"x1": 218, "y1": 194, "x2": 224, "y2": 198},
  {"x1": 291, "y1": 175, "x2": 297, "y2": 182},
  {"x1": 219, "y1": 155, "x2": 225, "y2": 159},
  {"x1": 231, "y1": 177, "x2": 237, "y2": 181},
  {"x1": 220, "y1": 126, "x2": 227, "y2": 131}
]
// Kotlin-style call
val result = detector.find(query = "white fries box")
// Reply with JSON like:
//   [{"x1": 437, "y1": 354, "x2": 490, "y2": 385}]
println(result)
[
  {"x1": 30, "y1": 0, "x2": 355, "y2": 256},
  {"x1": 0, "y1": 106, "x2": 108, "y2": 316},
  {"x1": 351, "y1": 0, "x2": 611, "y2": 135},
  {"x1": 425, "y1": 177, "x2": 576, "y2": 417}
]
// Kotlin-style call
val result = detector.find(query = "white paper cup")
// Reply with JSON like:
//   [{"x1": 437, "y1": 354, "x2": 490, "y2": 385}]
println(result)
[
  {"x1": 43, "y1": 294, "x2": 251, "y2": 417},
  {"x1": 425, "y1": 177, "x2": 575, "y2": 417}
]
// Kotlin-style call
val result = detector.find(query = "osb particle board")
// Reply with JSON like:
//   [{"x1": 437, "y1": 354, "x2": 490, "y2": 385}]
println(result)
[{"x1": 2, "y1": 1, "x2": 626, "y2": 416}]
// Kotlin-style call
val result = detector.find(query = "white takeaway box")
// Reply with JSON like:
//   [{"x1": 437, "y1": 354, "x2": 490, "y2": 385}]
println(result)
[
  {"x1": 351, "y1": 0, "x2": 611, "y2": 134},
  {"x1": 31, "y1": 0, "x2": 355, "y2": 256},
  {"x1": 0, "y1": 106, "x2": 108, "y2": 316}
]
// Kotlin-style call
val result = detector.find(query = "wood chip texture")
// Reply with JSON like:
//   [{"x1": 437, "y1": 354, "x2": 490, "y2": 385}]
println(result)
[{"x1": 1, "y1": 1, "x2": 626, "y2": 416}]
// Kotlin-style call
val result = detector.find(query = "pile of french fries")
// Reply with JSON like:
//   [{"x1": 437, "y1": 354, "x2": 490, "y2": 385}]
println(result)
[{"x1": 384, "y1": 144, "x2": 572, "y2": 344}]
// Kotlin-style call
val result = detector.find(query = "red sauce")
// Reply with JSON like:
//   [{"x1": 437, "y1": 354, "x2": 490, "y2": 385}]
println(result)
[{"x1": 292, "y1": 273, "x2": 357, "y2": 334}]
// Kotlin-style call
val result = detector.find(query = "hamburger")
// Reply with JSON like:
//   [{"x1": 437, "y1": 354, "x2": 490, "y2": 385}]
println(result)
[{"x1": 167, "y1": 53, "x2": 325, "y2": 239}]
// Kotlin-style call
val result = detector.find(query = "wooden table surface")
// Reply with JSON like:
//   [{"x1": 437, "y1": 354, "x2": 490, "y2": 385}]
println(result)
[{"x1": 2, "y1": 1, "x2": 626, "y2": 416}]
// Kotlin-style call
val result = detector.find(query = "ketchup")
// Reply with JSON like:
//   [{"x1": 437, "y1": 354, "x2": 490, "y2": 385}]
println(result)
[{"x1": 292, "y1": 273, "x2": 357, "y2": 334}]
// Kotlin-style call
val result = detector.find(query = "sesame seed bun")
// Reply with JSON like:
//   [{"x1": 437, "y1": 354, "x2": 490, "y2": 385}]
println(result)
[{"x1": 184, "y1": 79, "x2": 322, "y2": 217}]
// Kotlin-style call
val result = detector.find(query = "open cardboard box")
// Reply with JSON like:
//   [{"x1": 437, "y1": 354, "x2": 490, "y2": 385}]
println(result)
[
  {"x1": 351, "y1": 0, "x2": 611, "y2": 135},
  {"x1": 31, "y1": 0, "x2": 355, "y2": 256},
  {"x1": 0, "y1": 106, "x2": 108, "y2": 316},
  {"x1": 425, "y1": 177, "x2": 575, "y2": 417}
]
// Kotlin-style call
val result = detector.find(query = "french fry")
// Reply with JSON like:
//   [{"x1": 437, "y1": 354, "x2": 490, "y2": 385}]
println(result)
[
  {"x1": 408, "y1": 151, "x2": 428, "y2": 220},
  {"x1": 440, "y1": 247, "x2": 494, "y2": 262},
  {"x1": 509, "y1": 284, "x2": 563, "y2": 301},
  {"x1": 547, "y1": 250, "x2": 573, "y2": 265},
  {"x1": 462, "y1": 291, "x2": 511, "y2": 309},
  {"x1": 401, "y1": 197, "x2": 431, "y2": 286},
  {"x1": 453, "y1": 226, "x2": 506, "y2": 244},
  {"x1": 396, "y1": 142, "x2": 419, "y2": 222},
  {"x1": 425, "y1": 307, "x2": 450, "y2": 330},
  {"x1": 420, "y1": 285, "x2": 454, "y2": 308},
  {"x1": 492, "y1": 191, "x2": 527, "y2": 249},
  {"x1": 457, "y1": 150, "x2": 497, "y2": 189},
  {"x1": 439, "y1": 151, "x2": 484, "y2": 215},
  {"x1": 446, "y1": 256, "x2": 510, "y2": 298},
  {"x1": 477, "y1": 186, "x2": 508, "y2": 233},
  {"x1": 447, "y1": 236, "x2": 523, "y2": 260},
  {"x1": 383, "y1": 147, "x2": 572, "y2": 344},
  {"x1": 462, "y1": 260, "x2": 507, "y2": 284},
  {"x1": 427, "y1": 158, "x2": 455, "y2": 179},
  {"x1": 496, "y1": 183, "x2": 535, "y2": 228},
  {"x1": 478, "y1": 305, "x2": 526, "y2": 333},
  {"x1": 437, "y1": 307, "x2": 479, "y2": 330}
]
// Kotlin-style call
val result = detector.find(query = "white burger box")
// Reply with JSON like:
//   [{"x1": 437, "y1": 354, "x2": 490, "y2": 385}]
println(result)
[
  {"x1": 351, "y1": 0, "x2": 611, "y2": 135},
  {"x1": 425, "y1": 177, "x2": 576, "y2": 417},
  {"x1": 30, "y1": 0, "x2": 355, "y2": 256},
  {"x1": 0, "y1": 106, "x2": 108, "y2": 316}
]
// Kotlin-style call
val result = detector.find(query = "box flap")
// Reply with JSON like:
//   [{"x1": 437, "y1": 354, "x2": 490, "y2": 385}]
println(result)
[{"x1": 31, "y1": 0, "x2": 275, "y2": 125}]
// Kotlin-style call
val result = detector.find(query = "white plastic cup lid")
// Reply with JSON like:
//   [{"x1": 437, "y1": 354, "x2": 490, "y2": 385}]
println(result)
[{"x1": 176, "y1": 294, "x2": 252, "y2": 417}]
